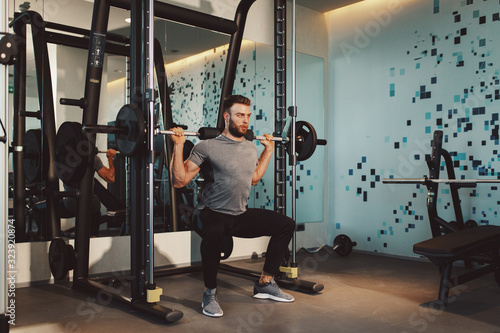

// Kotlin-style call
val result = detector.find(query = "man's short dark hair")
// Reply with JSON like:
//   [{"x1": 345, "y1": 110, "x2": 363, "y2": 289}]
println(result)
[{"x1": 222, "y1": 95, "x2": 251, "y2": 114}]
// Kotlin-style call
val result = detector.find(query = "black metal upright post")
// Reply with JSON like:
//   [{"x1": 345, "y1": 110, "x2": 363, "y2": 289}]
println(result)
[
  {"x1": 154, "y1": 39, "x2": 180, "y2": 231},
  {"x1": 74, "y1": 0, "x2": 110, "y2": 281},
  {"x1": 12, "y1": 14, "x2": 27, "y2": 242},
  {"x1": 12, "y1": 12, "x2": 61, "y2": 241},
  {"x1": 217, "y1": 0, "x2": 256, "y2": 128},
  {"x1": 427, "y1": 130, "x2": 444, "y2": 238},
  {"x1": 28, "y1": 11, "x2": 60, "y2": 241},
  {"x1": 129, "y1": 0, "x2": 146, "y2": 302}
]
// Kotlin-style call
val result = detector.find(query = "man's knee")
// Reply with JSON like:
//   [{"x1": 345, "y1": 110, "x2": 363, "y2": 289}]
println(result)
[{"x1": 202, "y1": 227, "x2": 224, "y2": 244}]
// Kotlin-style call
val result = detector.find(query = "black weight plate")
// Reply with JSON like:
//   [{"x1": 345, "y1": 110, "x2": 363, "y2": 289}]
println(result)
[
  {"x1": 333, "y1": 234, "x2": 353, "y2": 256},
  {"x1": 115, "y1": 104, "x2": 145, "y2": 157},
  {"x1": 55, "y1": 122, "x2": 91, "y2": 184},
  {"x1": 49, "y1": 237, "x2": 69, "y2": 280},
  {"x1": 295, "y1": 121, "x2": 318, "y2": 161},
  {"x1": 464, "y1": 219, "x2": 478, "y2": 229},
  {"x1": 23, "y1": 129, "x2": 49, "y2": 183},
  {"x1": 0, "y1": 35, "x2": 18, "y2": 65},
  {"x1": 286, "y1": 121, "x2": 318, "y2": 162}
]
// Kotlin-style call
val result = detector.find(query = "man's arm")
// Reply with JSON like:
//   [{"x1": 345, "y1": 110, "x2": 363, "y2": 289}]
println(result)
[
  {"x1": 96, "y1": 149, "x2": 117, "y2": 183},
  {"x1": 252, "y1": 134, "x2": 274, "y2": 185},
  {"x1": 169, "y1": 127, "x2": 201, "y2": 188}
]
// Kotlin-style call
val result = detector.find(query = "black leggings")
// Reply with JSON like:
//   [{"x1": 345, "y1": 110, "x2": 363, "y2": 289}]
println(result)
[{"x1": 197, "y1": 207, "x2": 295, "y2": 289}]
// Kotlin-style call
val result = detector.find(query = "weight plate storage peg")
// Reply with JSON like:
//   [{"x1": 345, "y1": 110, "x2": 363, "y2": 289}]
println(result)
[
  {"x1": 48, "y1": 237, "x2": 76, "y2": 280},
  {"x1": 333, "y1": 234, "x2": 357, "y2": 256}
]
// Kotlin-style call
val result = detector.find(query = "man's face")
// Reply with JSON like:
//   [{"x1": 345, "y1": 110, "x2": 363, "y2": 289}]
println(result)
[{"x1": 226, "y1": 103, "x2": 251, "y2": 138}]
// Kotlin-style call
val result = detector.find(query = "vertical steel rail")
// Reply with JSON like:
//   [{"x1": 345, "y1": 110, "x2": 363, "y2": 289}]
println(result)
[
  {"x1": 289, "y1": 0, "x2": 298, "y2": 265},
  {"x1": 145, "y1": 0, "x2": 156, "y2": 292},
  {"x1": 274, "y1": 0, "x2": 287, "y2": 216}
]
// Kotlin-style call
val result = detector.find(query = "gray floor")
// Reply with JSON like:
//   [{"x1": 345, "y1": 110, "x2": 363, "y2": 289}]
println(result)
[{"x1": 9, "y1": 249, "x2": 500, "y2": 333}]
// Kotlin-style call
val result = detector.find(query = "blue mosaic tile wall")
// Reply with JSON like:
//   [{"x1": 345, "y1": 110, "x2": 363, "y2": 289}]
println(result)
[
  {"x1": 329, "y1": 0, "x2": 500, "y2": 257},
  {"x1": 165, "y1": 41, "x2": 325, "y2": 223}
]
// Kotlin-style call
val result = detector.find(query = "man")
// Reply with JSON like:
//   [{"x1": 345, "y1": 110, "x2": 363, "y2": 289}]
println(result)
[
  {"x1": 170, "y1": 95, "x2": 295, "y2": 317},
  {"x1": 63, "y1": 148, "x2": 117, "y2": 236}
]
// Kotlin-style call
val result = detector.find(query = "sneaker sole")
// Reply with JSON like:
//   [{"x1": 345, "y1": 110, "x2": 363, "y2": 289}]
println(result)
[
  {"x1": 252, "y1": 293, "x2": 294, "y2": 302},
  {"x1": 201, "y1": 303, "x2": 223, "y2": 317}
]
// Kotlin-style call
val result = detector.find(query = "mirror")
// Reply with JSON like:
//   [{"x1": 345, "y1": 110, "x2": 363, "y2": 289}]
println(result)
[{"x1": 9, "y1": 0, "x2": 325, "y2": 242}]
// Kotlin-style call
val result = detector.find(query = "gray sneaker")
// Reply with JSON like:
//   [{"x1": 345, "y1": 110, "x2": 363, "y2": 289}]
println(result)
[
  {"x1": 253, "y1": 278, "x2": 295, "y2": 302},
  {"x1": 202, "y1": 289, "x2": 223, "y2": 317}
]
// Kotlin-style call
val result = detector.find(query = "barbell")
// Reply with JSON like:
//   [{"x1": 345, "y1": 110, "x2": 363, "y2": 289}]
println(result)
[
  {"x1": 382, "y1": 176, "x2": 500, "y2": 186},
  {"x1": 155, "y1": 128, "x2": 287, "y2": 142},
  {"x1": 54, "y1": 104, "x2": 326, "y2": 184}
]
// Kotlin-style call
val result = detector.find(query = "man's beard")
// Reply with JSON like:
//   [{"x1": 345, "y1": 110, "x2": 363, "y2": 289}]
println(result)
[{"x1": 228, "y1": 118, "x2": 247, "y2": 138}]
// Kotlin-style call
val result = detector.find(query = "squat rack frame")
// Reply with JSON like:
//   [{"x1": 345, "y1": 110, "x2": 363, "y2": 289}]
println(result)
[{"x1": 69, "y1": 0, "x2": 257, "y2": 324}]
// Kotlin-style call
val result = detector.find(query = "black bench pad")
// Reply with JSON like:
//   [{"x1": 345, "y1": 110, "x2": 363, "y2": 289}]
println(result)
[{"x1": 413, "y1": 225, "x2": 500, "y2": 258}]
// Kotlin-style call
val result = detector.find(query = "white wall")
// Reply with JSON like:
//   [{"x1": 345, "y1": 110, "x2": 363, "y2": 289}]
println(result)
[{"x1": 15, "y1": 232, "x2": 270, "y2": 287}]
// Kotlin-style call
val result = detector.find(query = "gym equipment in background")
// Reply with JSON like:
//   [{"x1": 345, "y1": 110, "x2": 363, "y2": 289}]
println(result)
[{"x1": 383, "y1": 130, "x2": 500, "y2": 305}]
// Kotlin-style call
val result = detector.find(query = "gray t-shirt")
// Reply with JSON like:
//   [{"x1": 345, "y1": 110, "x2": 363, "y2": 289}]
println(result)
[{"x1": 188, "y1": 135, "x2": 257, "y2": 215}]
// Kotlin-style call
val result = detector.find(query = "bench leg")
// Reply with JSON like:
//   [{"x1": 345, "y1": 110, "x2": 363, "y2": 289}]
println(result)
[{"x1": 438, "y1": 263, "x2": 452, "y2": 305}]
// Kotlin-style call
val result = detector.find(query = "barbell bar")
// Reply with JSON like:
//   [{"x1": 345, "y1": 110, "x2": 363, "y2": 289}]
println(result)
[
  {"x1": 155, "y1": 128, "x2": 288, "y2": 142},
  {"x1": 97, "y1": 150, "x2": 119, "y2": 154},
  {"x1": 55, "y1": 104, "x2": 326, "y2": 184},
  {"x1": 382, "y1": 177, "x2": 500, "y2": 185}
]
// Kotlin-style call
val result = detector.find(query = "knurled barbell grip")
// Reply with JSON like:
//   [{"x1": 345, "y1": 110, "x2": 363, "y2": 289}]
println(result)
[{"x1": 253, "y1": 135, "x2": 284, "y2": 142}]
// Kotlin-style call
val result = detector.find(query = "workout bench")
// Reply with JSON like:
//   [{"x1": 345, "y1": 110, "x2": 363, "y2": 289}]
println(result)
[
  {"x1": 413, "y1": 225, "x2": 500, "y2": 304},
  {"x1": 384, "y1": 130, "x2": 500, "y2": 305}
]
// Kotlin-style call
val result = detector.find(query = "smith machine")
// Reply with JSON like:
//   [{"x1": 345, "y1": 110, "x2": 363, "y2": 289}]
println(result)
[{"x1": 0, "y1": 0, "x2": 329, "y2": 326}]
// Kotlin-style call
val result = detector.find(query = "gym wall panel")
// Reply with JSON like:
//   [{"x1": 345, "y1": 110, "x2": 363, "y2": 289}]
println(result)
[{"x1": 328, "y1": 0, "x2": 500, "y2": 257}]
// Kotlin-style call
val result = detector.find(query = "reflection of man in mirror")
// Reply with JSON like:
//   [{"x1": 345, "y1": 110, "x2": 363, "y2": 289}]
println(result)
[
  {"x1": 62, "y1": 149, "x2": 116, "y2": 237},
  {"x1": 170, "y1": 95, "x2": 295, "y2": 317}
]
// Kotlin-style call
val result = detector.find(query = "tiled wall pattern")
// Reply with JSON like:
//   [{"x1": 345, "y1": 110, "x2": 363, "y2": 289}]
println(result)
[
  {"x1": 330, "y1": 0, "x2": 500, "y2": 257},
  {"x1": 165, "y1": 41, "x2": 325, "y2": 223}
]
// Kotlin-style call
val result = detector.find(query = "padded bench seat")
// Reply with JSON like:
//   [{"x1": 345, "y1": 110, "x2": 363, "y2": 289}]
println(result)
[
  {"x1": 413, "y1": 225, "x2": 500, "y2": 304},
  {"x1": 414, "y1": 225, "x2": 500, "y2": 259}
]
